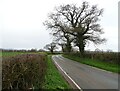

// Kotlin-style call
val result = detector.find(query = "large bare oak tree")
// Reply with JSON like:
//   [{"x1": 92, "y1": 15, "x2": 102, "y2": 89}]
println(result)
[{"x1": 44, "y1": 1, "x2": 106, "y2": 56}]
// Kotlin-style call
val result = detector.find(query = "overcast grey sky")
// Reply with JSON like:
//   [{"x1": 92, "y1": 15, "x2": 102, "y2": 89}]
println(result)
[{"x1": 0, "y1": 0, "x2": 118, "y2": 51}]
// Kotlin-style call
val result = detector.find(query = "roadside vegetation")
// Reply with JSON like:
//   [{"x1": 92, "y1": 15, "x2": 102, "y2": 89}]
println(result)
[
  {"x1": 63, "y1": 52, "x2": 119, "y2": 73},
  {"x1": 42, "y1": 55, "x2": 70, "y2": 90},
  {"x1": 2, "y1": 53, "x2": 47, "y2": 89},
  {"x1": 2, "y1": 51, "x2": 71, "y2": 90}
]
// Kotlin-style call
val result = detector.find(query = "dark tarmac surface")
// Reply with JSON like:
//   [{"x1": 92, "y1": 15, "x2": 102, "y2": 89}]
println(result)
[{"x1": 52, "y1": 55, "x2": 118, "y2": 90}]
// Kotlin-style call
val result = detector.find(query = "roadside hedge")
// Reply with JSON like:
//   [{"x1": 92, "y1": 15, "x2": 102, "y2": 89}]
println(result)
[{"x1": 2, "y1": 53, "x2": 47, "y2": 90}]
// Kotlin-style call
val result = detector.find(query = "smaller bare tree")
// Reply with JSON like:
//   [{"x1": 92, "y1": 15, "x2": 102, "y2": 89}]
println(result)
[{"x1": 44, "y1": 42, "x2": 57, "y2": 53}]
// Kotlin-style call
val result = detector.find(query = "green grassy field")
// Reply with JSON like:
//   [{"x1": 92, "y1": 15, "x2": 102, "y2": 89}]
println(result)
[
  {"x1": 42, "y1": 55, "x2": 71, "y2": 90},
  {"x1": 2, "y1": 51, "x2": 25, "y2": 57},
  {"x1": 63, "y1": 54, "x2": 119, "y2": 73}
]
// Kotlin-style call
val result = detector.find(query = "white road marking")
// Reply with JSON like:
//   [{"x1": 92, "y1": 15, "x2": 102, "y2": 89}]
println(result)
[{"x1": 52, "y1": 56, "x2": 83, "y2": 91}]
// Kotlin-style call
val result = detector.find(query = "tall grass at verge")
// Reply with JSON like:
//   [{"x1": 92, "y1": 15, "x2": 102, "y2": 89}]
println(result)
[{"x1": 42, "y1": 55, "x2": 71, "y2": 90}]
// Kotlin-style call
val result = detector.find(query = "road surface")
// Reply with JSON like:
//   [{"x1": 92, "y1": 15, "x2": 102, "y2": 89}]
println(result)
[{"x1": 52, "y1": 55, "x2": 118, "y2": 90}]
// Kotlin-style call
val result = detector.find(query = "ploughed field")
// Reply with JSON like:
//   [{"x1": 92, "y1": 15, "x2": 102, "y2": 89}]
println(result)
[{"x1": 2, "y1": 53, "x2": 47, "y2": 89}]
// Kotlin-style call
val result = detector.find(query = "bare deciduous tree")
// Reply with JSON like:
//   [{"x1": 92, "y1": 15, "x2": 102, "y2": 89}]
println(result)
[
  {"x1": 44, "y1": 13, "x2": 74, "y2": 53},
  {"x1": 44, "y1": 42, "x2": 57, "y2": 53},
  {"x1": 44, "y1": 1, "x2": 106, "y2": 56}
]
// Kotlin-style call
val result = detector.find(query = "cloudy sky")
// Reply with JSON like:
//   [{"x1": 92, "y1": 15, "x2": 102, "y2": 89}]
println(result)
[{"x1": 0, "y1": 0, "x2": 118, "y2": 51}]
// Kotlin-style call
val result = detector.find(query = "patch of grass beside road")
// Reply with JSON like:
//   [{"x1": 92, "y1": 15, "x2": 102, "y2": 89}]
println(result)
[
  {"x1": 63, "y1": 54, "x2": 119, "y2": 73},
  {"x1": 42, "y1": 55, "x2": 71, "y2": 90}
]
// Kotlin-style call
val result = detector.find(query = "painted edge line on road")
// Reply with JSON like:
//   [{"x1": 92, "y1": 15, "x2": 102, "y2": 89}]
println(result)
[{"x1": 52, "y1": 57, "x2": 83, "y2": 91}]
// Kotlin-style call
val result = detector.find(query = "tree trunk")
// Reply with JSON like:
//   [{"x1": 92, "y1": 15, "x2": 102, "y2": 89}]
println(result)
[
  {"x1": 66, "y1": 38, "x2": 72, "y2": 53},
  {"x1": 76, "y1": 34, "x2": 85, "y2": 57},
  {"x1": 78, "y1": 40, "x2": 85, "y2": 57},
  {"x1": 50, "y1": 50, "x2": 53, "y2": 54},
  {"x1": 78, "y1": 46, "x2": 84, "y2": 57},
  {"x1": 66, "y1": 43, "x2": 72, "y2": 53},
  {"x1": 61, "y1": 45, "x2": 65, "y2": 52}
]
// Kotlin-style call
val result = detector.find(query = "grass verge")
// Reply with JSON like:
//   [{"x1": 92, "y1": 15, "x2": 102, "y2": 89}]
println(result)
[
  {"x1": 42, "y1": 55, "x2": 71, "y2": 90},
  {"x1": 63, "y1": 54, "x2": 119, "y2": 73}
]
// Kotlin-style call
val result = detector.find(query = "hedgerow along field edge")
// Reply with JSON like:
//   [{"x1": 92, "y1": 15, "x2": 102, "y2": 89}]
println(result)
[
  {"x1": 2, "y1": 53, "x2": 47, "y2": 89},
  {"x1": 2, "y1": 51, "x2": 71, "y2": 90}
]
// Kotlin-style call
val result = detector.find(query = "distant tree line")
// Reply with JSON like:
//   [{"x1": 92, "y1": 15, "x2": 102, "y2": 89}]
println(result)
[{"x1": 1, "y1": 49, "x2": 45, "y2": 52}]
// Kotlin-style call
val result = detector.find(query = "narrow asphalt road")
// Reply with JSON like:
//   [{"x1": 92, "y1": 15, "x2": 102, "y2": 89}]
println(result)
[{"x1": 52, "y1": 55, "x2": 118, "y2": 90}]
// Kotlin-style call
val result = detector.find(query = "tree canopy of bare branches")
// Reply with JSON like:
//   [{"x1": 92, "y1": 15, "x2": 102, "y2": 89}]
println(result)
[
  {"x1": 44, "y1": 1, "x2": 106, "y2": 56},
  {"x1": 44, "y1": 42, "x2": 57, "y2": 53}
]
